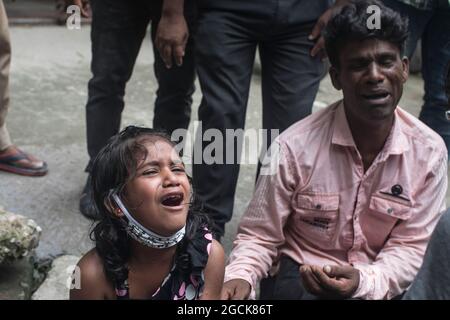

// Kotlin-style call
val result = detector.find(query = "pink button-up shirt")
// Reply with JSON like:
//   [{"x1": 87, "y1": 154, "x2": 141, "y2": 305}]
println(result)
[{"x1": 225, "y1": 101, "x2": 448, "y2": 300}]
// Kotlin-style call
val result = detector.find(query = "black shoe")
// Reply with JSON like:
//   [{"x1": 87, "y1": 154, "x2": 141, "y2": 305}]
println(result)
[{"x1": 79, "y1": 176, "x2": 100, "y2": 220}]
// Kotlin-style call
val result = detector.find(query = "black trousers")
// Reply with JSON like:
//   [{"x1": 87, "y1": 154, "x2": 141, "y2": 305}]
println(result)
[
  {"x1": 85, "y1": 0, "x2": 196, "y2": 170},
  {"x1": 260, "y1": 256, "x2": 320, "y2": 300},
  {"x1": 193, "y1": 1, "x2": 328, "y2": 236}
]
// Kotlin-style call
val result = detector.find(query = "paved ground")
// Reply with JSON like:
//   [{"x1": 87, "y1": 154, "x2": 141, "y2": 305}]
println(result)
[{"x1": 0, "y1": 24, "x2": 446, "y2": 265}]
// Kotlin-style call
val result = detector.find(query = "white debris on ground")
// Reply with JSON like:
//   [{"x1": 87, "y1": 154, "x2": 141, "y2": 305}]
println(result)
[{"x1": 0, "y1": 207, "x2": 41, "y2": 265}]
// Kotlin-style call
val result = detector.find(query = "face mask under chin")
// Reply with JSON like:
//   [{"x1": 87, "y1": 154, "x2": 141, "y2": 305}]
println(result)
[{"x1": 111, "y1": 190, "x2": 186, "y2": 249}]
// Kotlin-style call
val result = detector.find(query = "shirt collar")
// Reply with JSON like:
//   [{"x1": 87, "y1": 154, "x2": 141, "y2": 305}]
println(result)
[
  {"x1": 331, "y1": 100, "x2": 409, "y2": 156},
  {"x1": 331, "y1": 101, "x2": 357, "y2": 147}
]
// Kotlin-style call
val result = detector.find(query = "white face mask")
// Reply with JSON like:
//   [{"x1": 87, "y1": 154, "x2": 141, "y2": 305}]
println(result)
[{"x1": 110, "y1": 191, "x2": 186, "y2": 249}]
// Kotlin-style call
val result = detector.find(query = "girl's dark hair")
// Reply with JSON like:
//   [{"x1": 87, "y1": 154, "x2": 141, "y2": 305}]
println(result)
[
  {"x1": 89, "y1": 125, "x2": 211, "y2": 286},
  {"x1": 324, "y1": 0, "x2": 409, "y2": 68}
]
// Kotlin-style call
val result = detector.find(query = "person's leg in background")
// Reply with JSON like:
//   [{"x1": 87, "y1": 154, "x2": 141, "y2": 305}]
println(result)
[
  {"x1": 193, "y1": 10, "x2": 258, "y2": 238},
  {"x1": 80, "y1": 0, "x2": 150, "y2": 218},
  {"x1": 0, "y1": 0, "x2": 47, "y2": 177},
  {"x1": 253, "y1": 0, "x2": 330, "y2": 178},
  {"x1": 418, "y1": 7, "x2": 450, "y2": 156},
  {"x1": 0, "y1": 0, "x2": 13, "y2": 153},
  {"x1": 259, "y1": 19, "x2": 324, "y2": 177},
  {"x1": 382, "y1": 0, "x2": 432, "y2": 58},
  {"x1": 150, "y1": 1, "x2": 196, "y2": 138},
  {"x1": 446, "y1": 60, "x2": 450, "y2": 107}
]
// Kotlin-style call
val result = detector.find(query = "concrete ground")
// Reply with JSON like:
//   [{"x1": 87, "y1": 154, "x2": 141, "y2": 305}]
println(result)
[{"x1": 0, "y1": 25, "x2": 447, "y2": 265}]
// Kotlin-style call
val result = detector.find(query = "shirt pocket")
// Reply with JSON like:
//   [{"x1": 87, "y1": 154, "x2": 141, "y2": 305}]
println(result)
[
  {"x1": 362, "y1": 194, "x2": 413, "y2": 250},
  {"x1": 293, "y1": 193, "x2": 340, "y2": 245}
]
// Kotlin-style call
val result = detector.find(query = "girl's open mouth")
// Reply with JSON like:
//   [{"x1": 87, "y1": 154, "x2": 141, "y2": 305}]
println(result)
[{"x1": 160, "y1": 193, "x2": 184, "y2": 207}]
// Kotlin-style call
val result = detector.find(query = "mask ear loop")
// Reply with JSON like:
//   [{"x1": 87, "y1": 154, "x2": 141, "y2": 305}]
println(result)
[{"x1": 103, "y1": 189, "x2": 124, "y2": 218}]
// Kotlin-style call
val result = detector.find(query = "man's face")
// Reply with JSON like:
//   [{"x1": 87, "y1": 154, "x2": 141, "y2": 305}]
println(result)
[{"x1": 330, "y1": 39, "x2": 409, "y2": 125}]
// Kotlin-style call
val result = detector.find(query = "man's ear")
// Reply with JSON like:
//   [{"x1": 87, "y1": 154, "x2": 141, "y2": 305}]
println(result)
[
  {"x1": 330, "y1": 66, "x2": 342, "y2": 90},
  {"x1": 401, "y1": 56, "x2": 409, "y2": 83}
]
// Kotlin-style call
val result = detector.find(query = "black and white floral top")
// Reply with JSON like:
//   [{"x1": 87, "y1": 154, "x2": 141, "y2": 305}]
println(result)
[{"x1": 115, "y1": 224, "x2": 213, "y2": 300}]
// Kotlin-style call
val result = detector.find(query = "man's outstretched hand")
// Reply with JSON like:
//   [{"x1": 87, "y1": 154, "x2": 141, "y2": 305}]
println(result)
[{"x1": 300, "y1": 264, "x2": 360, "y2": 299}]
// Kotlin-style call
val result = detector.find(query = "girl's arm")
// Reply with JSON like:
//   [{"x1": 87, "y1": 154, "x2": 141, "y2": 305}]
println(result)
[
  {"x1": 199, "y1": 239, "x2": 225, "y2": 300},
  {"x1": 69, "y1": 249, "x2": 113, "y2": 300}
]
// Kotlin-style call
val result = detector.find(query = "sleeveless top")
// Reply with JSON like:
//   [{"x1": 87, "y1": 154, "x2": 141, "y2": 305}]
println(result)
[{"x1": 115, "y1": 225, "x2": 213, "y2": 300}]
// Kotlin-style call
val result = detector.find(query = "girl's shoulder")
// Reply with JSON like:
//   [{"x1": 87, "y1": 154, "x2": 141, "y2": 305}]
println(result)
[
  {"x1": 69, "y1": 249, "x2": 115, "y2": 300},
  {"x1": 76, "y1": 248, "x2": 105, "y2": 277}
]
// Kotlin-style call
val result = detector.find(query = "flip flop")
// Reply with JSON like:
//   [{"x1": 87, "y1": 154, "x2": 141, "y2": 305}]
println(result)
[{"x1": 0, "y1": 148, "x2": 48, "y2": 177}]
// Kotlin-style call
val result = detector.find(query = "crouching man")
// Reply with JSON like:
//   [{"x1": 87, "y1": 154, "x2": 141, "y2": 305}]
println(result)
[{"x1": 222, "y1": 0, "x2": 448, "y2": 300}]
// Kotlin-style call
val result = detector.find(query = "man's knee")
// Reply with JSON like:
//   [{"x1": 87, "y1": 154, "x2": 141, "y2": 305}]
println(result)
[{"x1": 88, "y1": 74, "x2": 126, "y2": 100}]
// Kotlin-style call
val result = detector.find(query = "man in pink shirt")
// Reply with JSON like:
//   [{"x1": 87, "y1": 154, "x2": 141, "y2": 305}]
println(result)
[{"x1": 222, "y1": 0, "x2": 448, "y2": 300}]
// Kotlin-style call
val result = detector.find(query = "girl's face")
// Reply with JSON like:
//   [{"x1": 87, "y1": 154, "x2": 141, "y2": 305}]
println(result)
[{"x1": 122, "y1": 139, "x2": 190, "y2": 237}]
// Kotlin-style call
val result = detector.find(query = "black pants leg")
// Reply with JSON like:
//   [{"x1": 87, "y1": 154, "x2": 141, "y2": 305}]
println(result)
[
  {"x1": 193, "y1": 10, "x2": 258, "y2": 237},
  {"x1": 150, "y1": 15, "x2": 195, "y2": 137},
  {"x1": 193, "y1": 6, "x2": 324, "y2": 237},
  {"x1": 86, "y1": 0, "x2": 196, "y2": 170},
  {"x1": 259, "y1": 21, "x2": 324, "y2": 159},
  {"x1": 86, "y1": 0, "x2": 149, "y2": 167}
]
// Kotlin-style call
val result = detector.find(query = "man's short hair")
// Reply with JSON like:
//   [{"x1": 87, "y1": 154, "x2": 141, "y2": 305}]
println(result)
[{"x1": 324, "y1": 0, "x2": 409, "y2": 68}]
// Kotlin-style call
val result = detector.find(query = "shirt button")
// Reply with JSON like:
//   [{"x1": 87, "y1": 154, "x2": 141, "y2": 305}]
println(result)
[
  {"x1": 315, "y1": 204, "x2": 322, "y2": 210},
  {"x1": 387, "y1": 208, "x2": 394, "y2": 214},
  {"x1": 391, "y1": 184, "x2": 403, "y2": 196}
]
